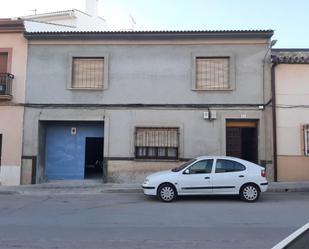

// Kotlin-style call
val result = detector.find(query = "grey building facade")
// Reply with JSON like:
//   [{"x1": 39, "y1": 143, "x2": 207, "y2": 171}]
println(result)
[{"x1": 21, "y1": 30, "x2": 274, "y2": 184}]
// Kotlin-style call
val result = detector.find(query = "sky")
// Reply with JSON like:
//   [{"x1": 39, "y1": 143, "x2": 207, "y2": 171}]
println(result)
[{"x1": 1, "y1": 0, "x2": 309, "y2": 48}]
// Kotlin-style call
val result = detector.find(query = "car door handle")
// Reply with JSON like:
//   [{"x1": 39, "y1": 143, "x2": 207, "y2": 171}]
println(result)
[
  {"x1": 204, "y1": 177, "x2": 210, "y2": 179},
  {"x1": 238, "y1": 175, "x2": 244, "y2": 178}
]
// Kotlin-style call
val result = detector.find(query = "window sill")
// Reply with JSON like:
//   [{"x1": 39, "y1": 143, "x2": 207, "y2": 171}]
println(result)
[
  {"x1": 0, "y1": 95, "x2": 13, "y2": 100},
  {"x1": 68, "y1": 88, "x2": 106, "y2": 91},
  {"x1": 191, "y1": 88, "x2": 233, "y2": 92}
]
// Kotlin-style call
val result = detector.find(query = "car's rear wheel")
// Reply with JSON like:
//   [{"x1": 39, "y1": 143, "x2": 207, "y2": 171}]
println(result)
[
  {"x1": 157, "y1": 183, "x2": 177, "y2": 202},
  {"x1": 240, "y1": 184, "x2": 260, "y2": 202}
]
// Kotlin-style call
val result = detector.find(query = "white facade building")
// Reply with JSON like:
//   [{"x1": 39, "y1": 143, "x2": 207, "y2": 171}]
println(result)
[{"x1": 19, "y1": 0, "x2": 108, "y2": 32}]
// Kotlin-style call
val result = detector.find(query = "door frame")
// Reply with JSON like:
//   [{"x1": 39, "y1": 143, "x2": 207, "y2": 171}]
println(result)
[
  {"x1": 226, "y1": 119, "x2": 259, "y2": 163},
  {"x1": 84, "y1": 136, "x2": 104, "y2": 179}
]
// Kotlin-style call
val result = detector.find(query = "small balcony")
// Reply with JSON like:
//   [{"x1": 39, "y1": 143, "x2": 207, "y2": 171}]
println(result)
[{"x1": 0, "y1": 73, "x2": 14, "y2": 100}]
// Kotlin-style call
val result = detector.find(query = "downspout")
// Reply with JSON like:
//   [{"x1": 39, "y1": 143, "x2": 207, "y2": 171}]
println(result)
[{"x1": 271, "y1": 62, "x2": 278, "y2": 181}]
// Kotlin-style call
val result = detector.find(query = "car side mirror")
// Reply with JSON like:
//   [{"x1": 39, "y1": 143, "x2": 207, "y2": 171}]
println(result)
[{"x1": 183, "y1": 169, "x2": 190, "y2": 174}]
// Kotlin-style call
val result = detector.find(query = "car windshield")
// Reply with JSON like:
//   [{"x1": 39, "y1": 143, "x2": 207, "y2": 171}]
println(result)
[{"x1": 171, "y1": 159, "x2": 196, "y2": 172}]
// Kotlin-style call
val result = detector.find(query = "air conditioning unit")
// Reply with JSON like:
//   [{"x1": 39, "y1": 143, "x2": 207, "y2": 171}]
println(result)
[
  {"x1": 203, "y1": 111, "x2": 209, "y2": 119},
  {"x1": 210, "y1": 111, "x2": 217, "y2": 120}
]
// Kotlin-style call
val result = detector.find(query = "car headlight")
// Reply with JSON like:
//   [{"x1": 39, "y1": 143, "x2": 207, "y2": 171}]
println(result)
[{"x1": 143, "y1": 178, "x2": 149, "y2": 185}]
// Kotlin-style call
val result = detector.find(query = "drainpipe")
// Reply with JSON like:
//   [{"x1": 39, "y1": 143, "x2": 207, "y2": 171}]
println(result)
[{"x1": 271, "y1": 62, "x2": 278, "y2": 181}]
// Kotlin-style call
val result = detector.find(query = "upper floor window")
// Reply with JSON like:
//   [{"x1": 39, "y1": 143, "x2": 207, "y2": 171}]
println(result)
[
  {"x1": 0, "y1": 51, "x2": 13, "y2": 98},
  {"x1": 135, "y1": 127, "x2": 179, "y2": 160},
  {"x1": 215, "y1": 159, "x2": 246, "y2": 173},
  {"x1": 72, "y1": 57, "x2": 104, "y2": 89},
  {"x1": 0, "y1": 52, "x2": 8, "y2": 73},
  {"x1": 196, "y1": 57, "x2": 229, "y2": 90},
  {"x1": 305, "y1": 125, "x2": 309, "y2": 156}
]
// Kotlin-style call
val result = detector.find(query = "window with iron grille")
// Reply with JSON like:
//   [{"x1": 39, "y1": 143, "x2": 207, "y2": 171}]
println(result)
[
  {"x1": 72, "y1": 57, "x2": 104, "y2": 89},
  {"x1": 196, "y1": 57, "x2": 229, "y2": 90},
  {"x1": 305, "y1": 125, "x2": 309, "y2": 156},
  {"x1": 135, "y1": 127, "x2": 179, "y2": 160}
]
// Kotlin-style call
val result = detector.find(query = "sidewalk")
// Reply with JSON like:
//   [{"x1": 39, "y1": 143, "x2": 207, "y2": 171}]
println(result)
[
  {"x1": 0, "y1": 180, "x2": 309, "y2": 195},
  {"x1": 0, "y1": 180, "x2": 143, "y2": 195}
]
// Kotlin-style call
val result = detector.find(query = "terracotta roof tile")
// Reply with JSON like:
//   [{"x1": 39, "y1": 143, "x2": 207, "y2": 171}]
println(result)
[
  {"x1": 0, "y1": 19, "x2": 25, "y2": 33},
  {"x1": 272, "y1": 49, "x2": 309, "y2": 64}
]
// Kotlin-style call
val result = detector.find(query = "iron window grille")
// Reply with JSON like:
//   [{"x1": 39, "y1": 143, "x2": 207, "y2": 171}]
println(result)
[
  {"x1": 135, "y1": 127, "x2": 179, "y2": 160},
  {"x1": 196, "y1": 57, "x2": 229, "y2": 90},
  {"x1": 0, "y1": 73, "x2": 14, "y2": 97},
  {"x1": 72, "y1": 57, "x2": 104, "y2": 89}
]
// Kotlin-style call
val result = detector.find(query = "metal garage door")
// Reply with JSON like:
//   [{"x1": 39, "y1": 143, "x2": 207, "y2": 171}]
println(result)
[{"x1": 45, "y1": 122, "x2": 104, "y2": 180}]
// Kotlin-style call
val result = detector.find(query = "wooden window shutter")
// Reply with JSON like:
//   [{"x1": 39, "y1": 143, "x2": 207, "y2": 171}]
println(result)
[
  {"x1": 136, "y1": 128, "x2": 179, "y2": 147},
  {"x1": 196, "y1": 57, "x2": 229, "y2": 90},
  {"x1": 72, "y1": 58, "x2": 104, "y2": 89},
  {"x1": 0, "y1": 53, "x2": 8, "y2": 73}
]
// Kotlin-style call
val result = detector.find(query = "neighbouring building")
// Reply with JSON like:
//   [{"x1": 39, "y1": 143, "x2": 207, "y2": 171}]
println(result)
[
  {"x1": 19, "y1": 0, "x2": 108, "y2": 32},
  {"x1": 0, "y1": 0, "x2": 107, "y2": 186},
  {"x1": 272, "y1": 49, "x2": 309, "y2": 181},
  {"x1": 0, "y1": 19, "x2": 27, "y2": 185},
  {"x1": 21, "y1": 30, "x2": 275, "y2": 184}
]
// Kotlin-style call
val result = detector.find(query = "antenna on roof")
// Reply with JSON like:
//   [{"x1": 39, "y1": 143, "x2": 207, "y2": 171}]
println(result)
[
  {"x1": 129, "y1": 14, "x2": 136, "y2": 31},
  {"x1": 29, "y1": 9, "x2": 38, "y2": 15}
]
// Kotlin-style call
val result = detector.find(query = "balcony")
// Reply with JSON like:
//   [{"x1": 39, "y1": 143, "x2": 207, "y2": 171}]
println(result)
[{"x1": 0, "y1": 73, "x2": 14, "y2": 100}]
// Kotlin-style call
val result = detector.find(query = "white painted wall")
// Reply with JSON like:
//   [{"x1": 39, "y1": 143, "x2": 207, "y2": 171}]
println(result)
[{"x1": 276, "y1": 64, "x2": 309, "y2": 155}]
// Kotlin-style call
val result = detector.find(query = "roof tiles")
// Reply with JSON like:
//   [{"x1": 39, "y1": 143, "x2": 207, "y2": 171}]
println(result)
[{"x1": 272, "y1": 49, "x2": 309, "y2": 64}]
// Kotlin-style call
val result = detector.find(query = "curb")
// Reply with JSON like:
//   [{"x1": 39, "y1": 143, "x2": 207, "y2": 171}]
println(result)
[
  {"x1": 0, "y1": 187, "x2": 144, "y2": 195},
  {"x1": 0, "y1": 190, "x2": 20, "y2": 195},
  {"x1": 267, "y1": 187, "x2": 309, "y2": 193},
  {"x1": 100, "y1": 188, "x2": 143, "y2": 194}
]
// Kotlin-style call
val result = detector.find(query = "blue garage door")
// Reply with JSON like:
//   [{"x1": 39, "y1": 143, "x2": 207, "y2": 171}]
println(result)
[{"x1": 45, "y1": 122, "x2": 104, "y2": 180}]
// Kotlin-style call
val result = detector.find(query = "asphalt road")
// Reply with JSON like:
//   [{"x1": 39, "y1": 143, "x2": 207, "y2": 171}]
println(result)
[{"x1": 0, "y1": 192, "x2": 308, "y2": 249}]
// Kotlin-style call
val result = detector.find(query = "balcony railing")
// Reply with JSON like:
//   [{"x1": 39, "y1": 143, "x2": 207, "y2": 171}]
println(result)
[{"x1": 0, "y1": 73, "x2": 14, "y2": 99}]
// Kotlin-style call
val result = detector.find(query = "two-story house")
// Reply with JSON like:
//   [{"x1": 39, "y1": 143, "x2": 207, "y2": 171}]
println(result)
[
  {"x1": 0, "y1": 19, "x2": 27, "y2": 185},
  {"x1": 272, "y1": 49, "x2": 309, "y2": 181},
  {"x1": 21, "y1": 30, "x2": 274, "y2": 184}
]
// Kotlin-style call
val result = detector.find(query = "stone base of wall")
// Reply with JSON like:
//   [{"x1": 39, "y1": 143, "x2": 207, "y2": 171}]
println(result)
[
  {"x1": 0, "y1": 165, "x2": 21, "y2": 186},
  {"x1": 278, "y1": 156, "x2": 309, "y2": 181},
  {"x1": 107, "y1": 160, "x2": 183, "y2": 183},
  {"x1": 21, "y1": 158, "x2": 34, "y2": 185},
  {"x1": 265, "y1": 162, "x2": 274, "y2": 182}
]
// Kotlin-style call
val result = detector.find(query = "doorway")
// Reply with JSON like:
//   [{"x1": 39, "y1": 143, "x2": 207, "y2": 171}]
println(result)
[
  {"x1": 84, "y1": 137, "x2": 104, "y2": 179},
  {"x1": 226, "y1": 120, "x2": 258, "y2": 163}
]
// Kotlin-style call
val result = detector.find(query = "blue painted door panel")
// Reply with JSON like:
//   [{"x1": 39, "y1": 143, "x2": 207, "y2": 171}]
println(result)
[{"x1": 45, "y1": 122, "x2": 104, "y2": 180}]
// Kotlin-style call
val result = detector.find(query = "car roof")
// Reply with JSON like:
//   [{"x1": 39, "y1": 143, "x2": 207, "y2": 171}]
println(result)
[{"x1": 195, "y1": 155, "x2": 248, "y2": 162}]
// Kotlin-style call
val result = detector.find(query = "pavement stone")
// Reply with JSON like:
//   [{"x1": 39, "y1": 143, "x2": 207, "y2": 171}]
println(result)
[{"x1": 0, "y1": 180, "x2": 309, "y2": 195}]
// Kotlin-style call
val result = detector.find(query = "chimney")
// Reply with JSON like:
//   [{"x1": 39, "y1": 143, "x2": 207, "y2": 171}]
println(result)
[{"x1": 85, "y1": 0, "x2": 98, "y2": 17}]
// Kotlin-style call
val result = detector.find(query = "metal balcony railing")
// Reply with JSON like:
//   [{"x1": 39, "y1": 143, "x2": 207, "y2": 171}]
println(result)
[{"x1": 0, "y1": 73, "x2": 14, "y2": 98}]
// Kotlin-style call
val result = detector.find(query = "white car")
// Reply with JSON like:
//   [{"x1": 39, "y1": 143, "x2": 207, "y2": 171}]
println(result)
[{"x1": 142, "y1": 156, "x2": 268, "y2": 202}]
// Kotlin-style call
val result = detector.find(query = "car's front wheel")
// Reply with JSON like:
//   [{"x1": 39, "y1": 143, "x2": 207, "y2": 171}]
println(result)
[
  {"x1": 240, "y1": 184, "x2": 260, "y2": 202},
  {"x1": 157, "y1": 183, "x2": 177, "y2": 202}
]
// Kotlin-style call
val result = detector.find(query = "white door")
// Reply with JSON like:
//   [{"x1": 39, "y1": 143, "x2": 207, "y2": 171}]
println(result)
[
  {"x1": 211, "y1": 159, "x2": 247, "y2": 193},
  {"x1": 177, "y1": 159, "x2": 214, "y2": 194}
]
